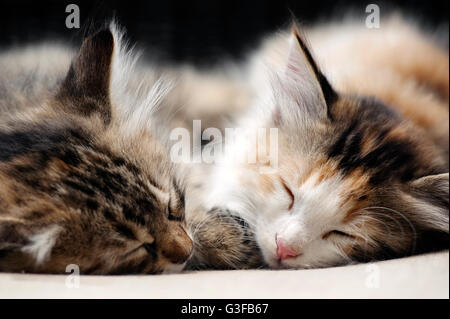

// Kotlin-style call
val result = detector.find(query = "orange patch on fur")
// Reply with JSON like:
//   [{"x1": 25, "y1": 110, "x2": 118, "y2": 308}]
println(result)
[
  {"x1": 384, "y1": 124, "x2": 410, "y2": 142},
  {"x1": 297, "y1": 167, "x2": 315, "y2": 187},
  {"x1": 339, "y1": 168, "x2": 372, "y2": 223},
  {"x1": 343, "y1": 202, "x2": 368, "y2": 224},
  {"x1": 258, "y1": 174, "x2": 276, "y2": 194},
  {"x1": 315, "y1": 163, "x2": 339, "y2": 186},
  {"x1": 360, "y1": 131, "x2": 381, "y2": 157}
]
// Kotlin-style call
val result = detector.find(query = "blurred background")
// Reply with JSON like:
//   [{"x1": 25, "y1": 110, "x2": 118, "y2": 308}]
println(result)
[{"x1": 0, "y1": 0, "x2": 448, "y2": 66}]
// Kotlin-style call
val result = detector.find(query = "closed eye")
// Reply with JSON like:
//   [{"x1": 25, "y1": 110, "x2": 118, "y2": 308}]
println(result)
[
  {"x1": 281, "y1": 178, "x2": 295, "y2": 210},
  {"x1": 322, "y1": 230, "x2": 355, "y2": 240},
  {"x1": 123, "y1": 242, "x2": 157, "y2": 260}
]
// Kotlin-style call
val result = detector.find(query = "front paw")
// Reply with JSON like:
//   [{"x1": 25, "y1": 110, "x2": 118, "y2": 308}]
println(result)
[{"x1": 186, "y1": 207, "x2": 263, "y2": 270}]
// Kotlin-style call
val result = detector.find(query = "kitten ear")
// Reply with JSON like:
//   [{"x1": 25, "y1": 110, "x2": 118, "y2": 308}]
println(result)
[
  {"x1": 406, "y1": 173, "x2": 449, "y2": 233},
  {"x1": 279, "y1": 25, "x2": 337, "y2": 122},
  {"x1": 57, "y1": 29, "x2": 114, "y2": 124}
]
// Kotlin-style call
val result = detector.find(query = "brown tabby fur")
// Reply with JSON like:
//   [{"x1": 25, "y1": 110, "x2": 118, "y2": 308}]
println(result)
[{"x1": 0, "y1": 29, "x2": 192, "y2": 274}]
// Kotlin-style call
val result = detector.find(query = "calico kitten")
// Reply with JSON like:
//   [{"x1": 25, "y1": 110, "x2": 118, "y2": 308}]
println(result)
[
  {"x1": 0, "y1": 26, "x2": 192, "y2": 274},
  {"x1": 186, "y1": 16, "x2": 449, "y2": 270}
]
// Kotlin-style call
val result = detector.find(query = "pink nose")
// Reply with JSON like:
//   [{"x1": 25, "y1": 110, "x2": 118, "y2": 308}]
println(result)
[{"x1": 276, "y1": 236, "x2": 301, "y2": 260}]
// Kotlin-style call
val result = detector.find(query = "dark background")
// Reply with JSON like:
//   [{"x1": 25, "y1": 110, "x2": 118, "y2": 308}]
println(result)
[{"x1": 0, "y1": 0, "x2": 448, "y2": 65}]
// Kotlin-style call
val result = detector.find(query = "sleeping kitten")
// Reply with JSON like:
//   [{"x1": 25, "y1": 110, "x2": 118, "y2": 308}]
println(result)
[
  {"x1": 186, "y1": 16, "x2": 449, "y2": 270},
  {"x1": 0, "y1": 25, "x2": 192, "y2": 274}
]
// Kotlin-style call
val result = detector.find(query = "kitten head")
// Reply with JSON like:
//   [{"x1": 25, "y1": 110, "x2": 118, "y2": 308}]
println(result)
[
  {"x1": 0, "y1": 27, "x2": 192, "y2": 274},
  {"x1": 245, "y1": 25, "x2": 449, "y2": 269}
]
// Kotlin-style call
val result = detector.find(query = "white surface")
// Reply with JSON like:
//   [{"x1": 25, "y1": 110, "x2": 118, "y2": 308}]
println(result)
[{"x1": 0, "y1": 251, "x2": 448, "y2": 299}]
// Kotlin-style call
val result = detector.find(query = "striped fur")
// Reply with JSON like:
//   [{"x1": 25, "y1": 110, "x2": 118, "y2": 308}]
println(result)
[{"x1": 0, "y1": 27, "x2": 192, "y2": 274}]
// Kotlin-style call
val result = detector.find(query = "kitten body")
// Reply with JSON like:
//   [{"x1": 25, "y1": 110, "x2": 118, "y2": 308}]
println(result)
[
  {"x1": 186, "y1": 15, "x2": 449, "y2": 270},
  {"x1": 0, "y1": 26, "x2": 193, "y2": 274}
]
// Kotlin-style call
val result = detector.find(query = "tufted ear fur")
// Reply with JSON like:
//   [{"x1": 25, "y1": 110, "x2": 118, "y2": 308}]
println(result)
[
  {"x1": 57, "y1": 29, "x2": 114, "y2": 124},
  {"x1": 275, "y1": 24, "x2": 337, "y2": 126}
]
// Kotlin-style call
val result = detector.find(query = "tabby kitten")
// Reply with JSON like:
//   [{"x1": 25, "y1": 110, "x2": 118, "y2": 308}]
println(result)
[
  {"x1": 186, "y1": 17, "x2": 449, "y2": 270},
  {"x1": 0, "y1": 26, "x2": 192, "y2": 274}
]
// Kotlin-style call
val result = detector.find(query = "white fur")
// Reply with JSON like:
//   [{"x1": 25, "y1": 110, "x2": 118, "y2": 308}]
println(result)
[
  {"x1": 201, "y1": 31, "x2": 360, "y2": 269},
  {"x1": 201, "y1": 16, "x2": 449, "y2": 269},
  {"x1": 109, "y1": 22, "x2": 174, "y2": 138},
  {"x1": 21, "y1": 225, "x2": 61, "y2": 265},
  {"x1": 205, "y1": 152, "x2": 357, "y2": 269}
]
